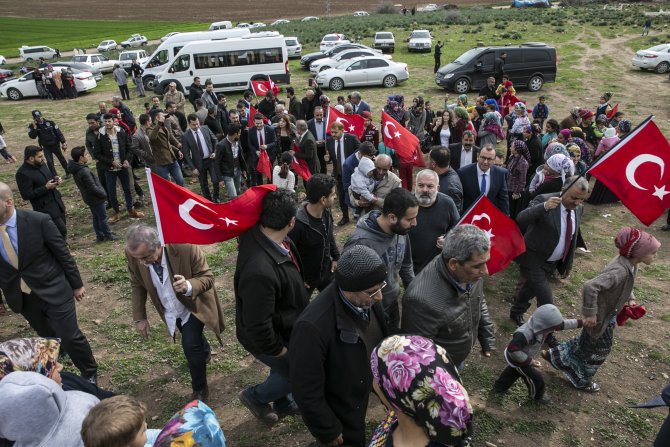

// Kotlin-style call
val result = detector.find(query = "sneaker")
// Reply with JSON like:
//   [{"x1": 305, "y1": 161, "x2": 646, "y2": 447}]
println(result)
[
  {"x1": 239, "y1": 387, "x2": 279, "y2": 423},
  {"x1": 544, "y1": 333, "x2": 559, "y2": 349},
  {"x1": 85, "y1": 374, "x2": 98, "y2": 386},
  {"x1": 578, "y1": 382, "x2": 600, "y2": 393},
  {"x1": 128, "y1": 208, "x2": 145, "y2": 219},
  {"x1": 108, "y1": 211, "x2": 122, "y2": 224}
]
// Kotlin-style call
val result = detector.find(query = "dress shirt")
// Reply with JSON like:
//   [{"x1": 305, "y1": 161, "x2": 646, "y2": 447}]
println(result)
[
  {"x1": 147, "y1": 249, "x2": 192, "y2": 336},
  {"x1": 315, "y1": 120, "x2": 325, "y2": 141},
  {"x1": 476, "y1": 165, "x2": 491, "y2": 197},
  {"x1": 460, "y1": 146, "x2": 475, "y2": 169},
  {"x1": 547, "y1": 204, "x2": 576, "y2": 262},
  {"x1": 0, "y1": 210, "x2": 18, "y2": 265},
  {"x1": 194, "y1": 129, "x2": 210, "y2": 158}
]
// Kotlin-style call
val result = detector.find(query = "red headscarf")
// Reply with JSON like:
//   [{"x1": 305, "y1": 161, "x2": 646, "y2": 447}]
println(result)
[{"x1": 614, "y1": 227, "x2": 660, "y2": 258}]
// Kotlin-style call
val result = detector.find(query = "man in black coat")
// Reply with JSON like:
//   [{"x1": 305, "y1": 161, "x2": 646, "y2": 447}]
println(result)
[
  {"x1": 290, "y1": 245, "x2": 389, "y2": 447},
  {"x1": 448, "y1": 131, "x2": 479, "y2": 171},
  {"x1": 27, "y1": 109, "x2": 69, "y2": 177},
  {"x1": 15, "y1": 145, "x2": 67, "y2": 238},
  {"x1": 0, "y1": 181, "x2": 97, "y2": 382},
  {"x1": 326, "y1": 121, "x2": 360, "y2": 226},
  {"x1": 235, "y1": 189, "x2": 309, "y2": 423},
  {"x1": 215, "y1": 123, "x2": 246, "y2": 200},
  {"x1": 478, "y1": 76, "x2": 500, "y2": 101},
  {"x1": 429, "y1": 146, "x2": 463, "y2": 213},
  {"x1": 494, "y1": 51, "x2": 507, "y2": 86},
  {"x1": 458, "y1": 145, "x2": 509, "y2": 215},
  {"x1": 182, "y1": 114, "x2": 220, "y2": 202},
  {"x1": 188, "y1": 77, "x2": 204, "y2": 111},
  {"x1": 247, "y1": 113, "x2": 278, "y2": 186},
  {"x1": 292, "y1": 120, "x2": 319, "y2": 178},
  {"x1": 308, "y1": 106, "x2": 328, "y2": 174}
]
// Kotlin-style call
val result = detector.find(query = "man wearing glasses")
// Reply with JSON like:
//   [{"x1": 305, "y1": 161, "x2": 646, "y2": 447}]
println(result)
[
  {"x1": 290, "y1": 246, "x2": 390, "y2": 447},
  {"x1": 458, "y1": 144, "x2": 509, "y2": 215}
]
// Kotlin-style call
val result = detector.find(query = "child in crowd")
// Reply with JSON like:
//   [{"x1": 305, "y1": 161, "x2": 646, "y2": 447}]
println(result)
[
  {"x1": 0, "y1": 122, "x2": 17, "y2": 163},
  {"x1": 532, "y1": 95, "x2": 550, "y2": 128},
  {"x1": 350, "y1": 155, "x2": 377, "y2": 218},
  {"x1": 272, "y1": 151, "x2": 296, "y2": 191},
  {"x1": 81, "y1": 395, "x2": 159, "y2": 447},
  {"x1": 493, "y1": 304, "x2": 582, "y2": 404}
]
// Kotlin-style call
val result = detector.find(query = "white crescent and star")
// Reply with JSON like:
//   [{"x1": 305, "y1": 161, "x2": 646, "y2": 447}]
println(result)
[
  {"x1": 178, "y1": 199, "x2": 239, "y2": 230},
  {"x1": 470, "y1": 213, "x2": 494, "y2": 239},
  {"x1": 624, "y1": 153, "x2": 669, "y2": 200},
  {"x1": 383, "y1": 121, "x2": 397, "y2": 139},
  {"x1": 256, "y1": 83, "x2": 267, "y2": 94}
]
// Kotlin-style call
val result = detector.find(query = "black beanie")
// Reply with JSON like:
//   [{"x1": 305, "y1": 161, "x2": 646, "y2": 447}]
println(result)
[{"x1": 335, "y1": 245, "x2": 387, "y2": 292}]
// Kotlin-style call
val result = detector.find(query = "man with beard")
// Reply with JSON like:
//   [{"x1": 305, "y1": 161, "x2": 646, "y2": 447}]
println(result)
[
  {"x1": 409, "y1": 170, "x2": 460, "y2": 273},
  {"x1": 201, "y1": 80, "x2": 218, "y2": 110},
  {"x1": 429, "y1": 146, "x2": 463, "y2": 213},
  {"x1": 349, "y1": 154, "x2": 401, "y2": 213},
  {"x1": 27, "y1": 110, "x2": 69, "y2": 178},
  {"x1": 164, "y1": 82, "x2": 186, "y2": 114},
  {"x1": 215, "y1": 123, "x2": 246, "y2": 200},
  {"x1": 85, "y1": 113, "x2": 110, "y2": 203},
  {"x1": 307, "y1": 106, "x2": 328, "y2": 174},
  {"x1": 188, "y1": 77, "x2": 203, "y2": 111},
  {"x1": 257, "y1": 91, "x2": 277, "y2": 121},
  {"x1": 449, "y1": 130, "x2": 479, "y2": 171},
  {"x1": 164, "y1": 101, "x2": 184, "y2": 143},
  {"x1": 344, "y1": 188, "x2": 417, "y2": 331},
  {"x1": 478, "y1": 77, "x2": 499, "y2": 101}
]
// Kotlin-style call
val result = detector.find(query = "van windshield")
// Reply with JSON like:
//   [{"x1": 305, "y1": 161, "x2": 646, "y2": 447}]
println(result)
[
  {"x1": 453, "y1": 48, "x2": 484, "y2": 65},
  {"x1": 147, "y1": 50, "x2": 169, "y2": 67}
]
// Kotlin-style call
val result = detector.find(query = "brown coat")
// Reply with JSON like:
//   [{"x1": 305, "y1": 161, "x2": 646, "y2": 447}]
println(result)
[{"x1": 127, "y1": 243, "x2": 225, "y2": 344}]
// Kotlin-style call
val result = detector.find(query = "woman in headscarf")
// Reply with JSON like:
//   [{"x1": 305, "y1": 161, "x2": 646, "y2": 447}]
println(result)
[
  {"x1": 544, "y1": 141, "x2": 571, "y2": 161},
  {"x1": 523, "y1": 124, "x2": 543, "y2": 184},
  {"x1": 509, "y1": 102, "x2": 531, "y2": 141},
  {"x1": 617, "y1": 119, "x2": 632, "y2": 139},
  {"x1": 570, "y1": 136, "x2": 592, "y2": 165},
  {"x1": 560, "y1": 107, "x2": 581, "y2": 130},
  {"x1": 508, "y1": 139, "x2": 530, "y2": 218},
  {"x1": 484, "y1": 98, "x2": 500, "y2": 114},
  {"x1": 384, "y1": 95, "x2": 406, "y2": 126},
  {"x1": 543, "y1": 228, "x2": 660, "y2": 393},
  {"x1": 368, "y1": 335, "x2": 473, "y2": 447},
  {"x1": 478, "y1": 111, "x2": 503, "y2": 149},
  {"x1": 588, "y1": 124, "x2": 624, "y2": 204},
  {"x1": 154, "y1": 400, "x2": 226, "y2": 447},
  {"x1": 556, "y1": 128, "x2": 571, "y2": 146},
  {"x1": 450, "y1": 107, "x2": 469, "y2": 145},
  {"x1": 567, "y1": 143, "x2": 587, "y2": 176},
  {"x1": 528, "y1": 152, "x2": 573, "y2": 198},
  {"x1": 595, "y1": 127, "x2": 619, "y2": 157}
]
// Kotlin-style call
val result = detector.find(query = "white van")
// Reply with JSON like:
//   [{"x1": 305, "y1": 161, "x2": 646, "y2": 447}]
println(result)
[
  {"x1": 19, "y1": 45, "x2": 57, "y2": 61},
  {"x1": 209, "y1": 21, "x2": 233, "y2": 30},
  {"x1": 141, "y1": 28, "x2": 251, "y2": 90},
  {"x1": 154, "y1": 32, "x2": 290, "y2": 94}
]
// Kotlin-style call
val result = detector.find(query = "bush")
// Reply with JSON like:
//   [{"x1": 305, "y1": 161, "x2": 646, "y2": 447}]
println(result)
[
  {"x1": 376, "y1": 3, "x2": 397, "y2": 14},
  {"x1": 444, "y1": 10, "x2": 463, "y2": 24}
]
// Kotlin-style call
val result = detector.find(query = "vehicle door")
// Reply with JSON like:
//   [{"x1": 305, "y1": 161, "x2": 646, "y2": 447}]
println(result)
[
  {"x1": 170, "y1": 54, "x2": 192, "y2": 84},
  {"x1": 366, "y1": 58, "x2": 390, "y2": 83},
  {"x1": 500, "y1": 50, "x2": 524, "y2": 86},
  {"x1": 18, "y1": 72, "x2": 38, "y2": 97},
  {"x1": 471, "y1": 51, "x2": 494, "y2": 89},
  {"x1": 345, "y1": 60, "x2": 369, "y2": 85},
  {"x1": 523, "y1": 49, "x2": 555, "y2": 83}
]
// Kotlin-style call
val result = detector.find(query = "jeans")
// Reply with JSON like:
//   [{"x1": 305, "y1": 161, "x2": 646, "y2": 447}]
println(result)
[
  {"x1": 248, "y1": 351, "x2": 293, "y2": 410},
  {"x1": 198, "y1": 158, "x2": 219, "y2": 201},
  {"x1": 155, "y1": 161, "x2": 184, "y2": 186},
  {"x1": 105, "y1": 168, "x2": 133, "y2": 212},
  {"x1": 133, "y1": 75, "x2": 145, "y2": 96},
  {"x1": 221, "y1": 176, "x2": 237, "y2": 200},
  {"x1": 176, "y1": 315, "x2": 211, "y2": 392},
  {"x1": 42, "y1": 144, "x2": 69, "y2": 177},
  {"x1": 89, "y1": 202, "x2": 113, "y2": 238}
]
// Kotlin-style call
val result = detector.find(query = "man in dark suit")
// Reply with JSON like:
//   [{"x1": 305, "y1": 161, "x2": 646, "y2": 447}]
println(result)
[
  {"x1": 215, "y1": 124, "x2": 247, "y2": 200},
  {"x1": 182, "y1": 114, "x2": 220, "y2": 202},
  {"x1": 326, "y1": 121, "x2": 360, "y2": 226},
  {"x1": 247, "y1": 113, "x2": 277, "y2": 186},
  {"x1": 292, "y1": 120, "x2": 319, "y2": 177},
  {"x1": 510, "y1": 177, "x2": 589, "y2": 339},
  {"x1": 0, "y1": 181, "x2": 97, "y2": 382},
  {"x1": 350, "y1": 91, "x2": 370, "y2": 116},
  {"x1": 307, "y1": 106, "x2": 328, "y2": 174},
  {"x1": 15, "y1": 145, "x2": 67, "y2": 238},
  {"x1": 458, "y1": 144, "x2": 509, "y2": 215},
  {"x1": 448, "y1": 130, "x2": 479, "y2": 171}
]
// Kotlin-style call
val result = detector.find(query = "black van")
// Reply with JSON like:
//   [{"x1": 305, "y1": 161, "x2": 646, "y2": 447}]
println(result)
[{"x1": 435, "y1": 43, "x2": 557, "y2": 93}]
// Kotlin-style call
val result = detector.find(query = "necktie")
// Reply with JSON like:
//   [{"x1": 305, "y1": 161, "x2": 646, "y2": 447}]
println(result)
[
  {"x1": 259, "y1": 130, "x2": 264, "y2": 147},
  {"x1": 335, "y1": 139, "x2": 342, "y2": 175},
  {"x1": 480, "y1": 173, "x2": 487, "y2": 195},
  {"x1": 195, "y1": 130, "x2": 204, "y2": 155},
  {"x1": 0, "y1": 224, "x2": 30, "y2": 294},
  {"x1": 152, "y1": 263, "x2": 164, "y2": 283},
  {"x1": 562, "y1": 209, "x2": 573, "y2": 262}
]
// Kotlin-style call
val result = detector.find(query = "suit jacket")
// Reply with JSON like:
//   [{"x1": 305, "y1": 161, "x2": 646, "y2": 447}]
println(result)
[
  {"x1": 326, "y1": 134, "x2": 360, "y2": 178},
  {"x1": 448, "y1": 143, "x2": 479, "y2": 171},
  {"x1": 247, "y1": 124, "x2": 278, "y2": 163},
  {"x1": 307, "y1": 118, "x2": 327, "y2": 147},
  {"x1": 458, "y1": 164, "x2": 509, "y2": 215},
  {"x1": 515, "y1": 192, "x2": 584, "y2": 274},
  {"x1": 0, "y1": 210, "x2": 82, "y2": 313},
  {"x1": 354, "y1": 100, "x2": 371, "y2": 116},
  {"x1": 215, "y1": 137, "x2": 247, "y2": 178},
  {"x1": 295, "y1": 131, "x2": 319, "y2": 175},
  {"x1": 126, "y1": 244, "x2": 225, "y2": 344},
  {"x1": 182, "y1": 126, "x2": 218, "y2": 171},
  {"x1": 15, "y1": 162, "x2": 65, "y2": 220}
]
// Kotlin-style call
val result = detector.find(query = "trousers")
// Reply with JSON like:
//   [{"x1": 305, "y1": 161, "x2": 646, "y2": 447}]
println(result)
[{"x1": 176, "y1": 315, "x2": 211, "y2": 392}]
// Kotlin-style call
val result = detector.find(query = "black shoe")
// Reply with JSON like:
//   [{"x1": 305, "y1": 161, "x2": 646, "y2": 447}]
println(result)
[
  {"x1": 337, "y1": 217, "x2": 350, "y2": 226},
  {"x1": 239, "y1": 387, "x2": 278, "y2": 423},
  {"x1": 85, "y1": 374, "x2": 98, "y2": 386},
  {"x1": 510, "y1": 312, "x2": 525, "y2": 327},
  {"x1": 105, "y1": 234, "x2": 119, "y2": 241},
  {"x1": 535, "y1": 394, "x2": 551, "y2": 405},
  {"x1": 545, "y1": 333, "x2": 559, "y2": 349},
  {"x1": 275, "y1": 402, "x2": 301, "y2": 419},
  {"x1": 192, "y1": 384, "x2": 209, "y2": 402},
  {"x1": 96, "y1": 235, "x2": 105, "y2": 242}
]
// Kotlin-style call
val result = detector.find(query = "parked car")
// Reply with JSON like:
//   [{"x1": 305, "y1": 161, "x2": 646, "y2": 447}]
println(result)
[
  {"x1": 373, "y1": 32, "x2": 395, "y2": 54},
  {"x1": 72, "y1": 54, "x2": 117, "y2": 73},
  {"x1": 249, "y1": 22, "x2": 266, "y2": 29},
  {"x1": 353, "y1": 11, "x2": 369, "y2": 16},
  {"x1": 301, "y1": 43, "x2": 376, "y2": 69},
  {"x1": 418, "y1": 3, "x2": 440, "y2": 11},
  {"x1": 50, "y1": 61, "x2": 103, "y2": 81},
  {"x1": 302, "y1": 16, "x2": 319, "y2": 22},
  {"x1": 632, "y1": 43, "x2": 670, "y2": 74},
  {"x1": 97, "y1": 40, "x2": 117, "y2": 52},
  {"x1": 0, "y1": 68, "x2": 15, "y2": 85},
  {"x1": 0, "y1": 68, "x2": 97, "y2": 101},
  {"x1": 209, "y1": 21, "x2": 233, "y2": 30},
  {"x1": 435, "y1": 42, "x2": 557, "y2": 93},
  {"x1": 120, "y1": 34, "x2": 148, "y2": 48},
  {"x1": 161, "y1": 32, "x2": 181, "y2": 42},
  {"x1": 0, "y1": 56, "x2": 6, "y2": 65},
  {"x1": 271, "y1": 19, "x2": 291, "y2": 26},
  {"x1": 310, "y1": 48, "x2": 391, "y2": 74},
  {"x1": 285, "y1": 37, "x2": 302, "y2": 58},
  {"x1": 19, "y1": 45, "x2": 57, "y2": 62},
  {"x1": 320, "y1": 34, "x2": 351, "y2": 52},
  {"x1": 315, "y1": 56, "x2": 409, "y2": 91},
  {"x1": 237, "y1": 22, "x2": 251, "y2": 28},
  {"x1": 119, "y1": 50, "x2": 150, "y2": 71},
  {"x1": 407, "y1": 30, "x2": 432, "y2": 52}
]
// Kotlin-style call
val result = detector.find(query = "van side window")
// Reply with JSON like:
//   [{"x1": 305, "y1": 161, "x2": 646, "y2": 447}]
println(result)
[
  {"x1": 504, "y1": 51, "x2": 522, "y2": 64},
  {"x1": 524, "y1": 49, "x2": 551, "y2": 63},
  {"x1": 193, "y1": 47, "x2": 283, "y2": 69},
  {"x1": 174, "y1": 54, "x2": 190, "y2": 72},
  {"x1": 478, "y1": 52, "x2": 494, "y2": 67}
]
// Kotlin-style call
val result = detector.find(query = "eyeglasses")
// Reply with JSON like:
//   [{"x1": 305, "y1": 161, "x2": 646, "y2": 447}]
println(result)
[{"x1": 363, "y1": 281, "x2": 387, "y2": 299}]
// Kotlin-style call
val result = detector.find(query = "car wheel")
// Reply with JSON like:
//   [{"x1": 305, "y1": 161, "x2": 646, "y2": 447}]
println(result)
[
  {"x1": 527, "y1": 75, "x2": 544, "y2": 92},
  {"x1": 329, "y1": 77, "x2": 344, "y2": 91},
  {"x1": 383, "y1": 74, "x2": 397, "y2": 88},
  {"x1": 142, "y1": 42, "x2": 147, "y2": 46},
  {"x1": 7, "y1": 88, "x2": 23, "y2": 101},
  {"x1": 143, "y1": 76, "x2": 156, "y2": 91},
  {"x1": 655, "y1": 61, "x2": 670, "y2": 74},
  {"x1": 26, "y1": 57, "x2": 33, "y2": 62},
  {"x1": 454, "y1": 78, "x2": 470, "y2": 94}
]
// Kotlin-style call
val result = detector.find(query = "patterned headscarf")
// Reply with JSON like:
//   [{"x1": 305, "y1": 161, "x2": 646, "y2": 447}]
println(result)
[
  {"x1": 545, "y1": 153, "x2": 574, "y2": 182},
  {"x1": 454, "y1": 107, "x2": 469, "y2": 121},
  {"x1": 458, "y1": 94, "x2": 468, "y2": 106},
  {"x1": 484, "y1": 111, "x2": 501, "y2": 125},
  {"x1": 512, "y1": 139, "x2": 531, "y2": 163},
  {"x1": 566, "y1": 143, "x2": 581, "y2": 158},
  {"x1": 514, "y1": 102, "x2": 527, "y2": 116},
  {"x1": 0, "y1": 338, "x2": 61, "y2": 380},
  {"x1": 155, "y1": 400, "x2": 226, "y2": 447},
  {"x1": 618, "y1": 119, "x2": 632, "y2": 135},
  {"x1": 544, "y1": 142, "x2": 570, "y2": 161},
  {"x1": 614, "y1": 227, "x2": 660, "y2": 259},
  {"x1": 371, "y1": 335, "x2": 473, "y2": 445}
]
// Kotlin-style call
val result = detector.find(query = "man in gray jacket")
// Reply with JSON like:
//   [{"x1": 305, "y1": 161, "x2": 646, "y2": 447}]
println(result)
[
  {"x1": 401, "y1": 224, "x2": 495, "y2": 369},
  {"x1": 344, "y1": 187, "x2": 417, "y2": 331}
]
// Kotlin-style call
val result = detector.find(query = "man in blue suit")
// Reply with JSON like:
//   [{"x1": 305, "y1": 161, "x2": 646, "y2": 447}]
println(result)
[
  {"x1": 247, "y1": 113, "x2": 277, "y2": 186},
  {"x1": 458, "y1": 144, "x2": 509, "y2": 215},
  {"x1": 350, "y1": 92, "x2": 371, "y2": 116}
]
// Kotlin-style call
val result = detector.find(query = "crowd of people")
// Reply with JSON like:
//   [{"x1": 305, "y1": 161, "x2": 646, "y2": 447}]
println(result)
[{"x1": 0, "y1": 70, "x2": 669, "y2": 447}]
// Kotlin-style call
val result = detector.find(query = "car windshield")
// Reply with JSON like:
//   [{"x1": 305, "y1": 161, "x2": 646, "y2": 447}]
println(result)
[
  {"x1": 324, "y1": 36, "x2": 339, "y2": 42},
  {"x1": 286, "y1": 39, "x2": 298, "y2": 45},
  {"x1": 334, "y1": 60, "x2": 351, "y2": 69},
  {"x1": 376, "y1": 33, "x2": 393, "y2": 39},
  {"x1": 411, "y1": 31, "x2": 430, "y2": 39},
  {"x1": 453, "y1": 48, "x2": 485, "y2": 64}
]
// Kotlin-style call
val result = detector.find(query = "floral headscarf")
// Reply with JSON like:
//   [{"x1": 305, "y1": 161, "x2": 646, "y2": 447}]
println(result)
[
  {"x1": 458, "y1": 94, "x2": 468, "y2": 106},
  {"x1": 545, "y1": 153, "x2": 574, "y2": 182},
  {"x1": 0, "y1": 338, "x2": 61, "y2": 380},
  {"x1": 514, "y1": 102, "x2": 527, "y2": 116},
  {"x1": 385, "y1": 95, "x2": 405, "y2": 123},
  {"x1": 544, "y1": 142, "x2": 570, "y2": 161},
  {"x1": 155, "y1": 400, "x2": 226, "y2": 447},
  {"x1": 618, "y1": 119, "x2": 632, "y2": 135},
  {"x1": 512, "y1": 139, "x2": 531, "y2": 163},
  {"x1": 570, "y1": 137, "x2": 591, "y2": 164},
  {"x1": 371, "y1": 335, "x2": 472, "y2": 445},
  {"x1": 483, "y1": 111, "x2": 501, "y2": 126}
]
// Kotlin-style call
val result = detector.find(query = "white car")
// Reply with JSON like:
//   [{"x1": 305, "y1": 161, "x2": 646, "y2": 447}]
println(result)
[
  {"x1": 373, "y1": 32, "x2": 395, "y2": 54},
  {"x1": 0, "y1": 69, "x2": 97, "y2": 101},
  {"x1": 315, "y1": 56, "x2": 409, "y2": 91},
  {"x1": 418, "y1": 3, "x2": 440, "y2": 11},
  {"x1": 249, "y1": 22, "x2": 266, "y2": 29},
  {"x1": 632, "y1": 43, "x2": 670, "y2": 73},
  {"x1": 353, "y1": 11, "x2": 369, "y2": 16},
  {"x1": 161, "y1": 32, "x2": 180, "y2": 42},
  {"x1": 237, "y1": 22, "x2": 251, "y2": 28},
  {"x1": 72, "y1": 54, "x2": 118, "y2": 73},
  {"x1": 285, "y1": 37, "x2": 302, "y2": 58},
  {"x1": 120, "y1": 34, "x2": 148, "y2": 48},
  {"x1": 0, "y1": 55, "x2": 7, "y2": 65},
  {"x1": 408, "y1": 29, "x2": 432, "y2": 52},
  {"x1": 302, "y1": 16, "x2": 319, "y2": 22},
  {"x1": 310, "y1": 48, "x2": 391, "y2": 74},
  {"x1": 119, "y1": 50, "x2": 150, "y2": 70},
  {"x1": 271, "y1": 19, "x2": 291, "y2": 26},
  {"x1": 97, "y1": 40, "x2": 117, "y2": 52},
  {"x1": 320, "y1": 34, "x2": 351, "y2": 52}
]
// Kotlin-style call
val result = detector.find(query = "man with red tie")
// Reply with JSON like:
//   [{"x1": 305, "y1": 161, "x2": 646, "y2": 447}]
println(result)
[
  {"x1": 325, "y1": 121, "x2": 360, "y2": 226},
  {"x1": 247, "y1": 113, "x2": 277, "y2": 186}
]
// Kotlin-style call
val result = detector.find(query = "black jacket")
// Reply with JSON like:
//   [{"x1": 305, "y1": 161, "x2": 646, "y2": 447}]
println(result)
[
  {"x1": 215, "y1": 137, "x2": 247, "y2": 178},
  {"x1": 234, "y1": 224, "x2": 309, "y2": 356},
  {"x1": 93, "y1": 127, "x2": 131, "y2": 171},
  {"x1": 68, "y1": 160, "x2": 107, "y2": 206},
  {"x1": 15, "y1": 162, "x2": 65, "y2": 220},
  {"x1": 294, "y1": 131, "x2": 319, "y2": 175},
  {"x1": 290, "y1": 284, "x2": 389, "y2": 446},
  {"x1": 188, "y1": 83, "x2": 204, "y2": 108},
  {"x1": 28, "y1": 119, "x2": 65, "y2": 148}
]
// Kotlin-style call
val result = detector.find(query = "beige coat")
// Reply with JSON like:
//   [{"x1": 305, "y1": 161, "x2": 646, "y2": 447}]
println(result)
[
  {"x1": 164, "y1": 90, "x2": 187, "y2": 114},
  {"x1": 127, "y1": 244, "x2": 225, "y2": 344}
]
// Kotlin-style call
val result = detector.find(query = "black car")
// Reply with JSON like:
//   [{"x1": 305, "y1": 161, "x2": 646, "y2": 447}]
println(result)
[
  {"x1": 435, "y1": 42, "x2": 557, "y2": 93},
  {"x1": 300, "y1": 43, "x2": 376, "y2": 69},
  {"x1": 0, "y1": 68, "x2": 15, "y2": 85}
]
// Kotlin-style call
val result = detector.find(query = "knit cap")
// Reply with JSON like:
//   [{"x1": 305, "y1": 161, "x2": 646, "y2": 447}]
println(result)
[{"x1": 336, "y1": 246, "x2": 387, "y2": 292}]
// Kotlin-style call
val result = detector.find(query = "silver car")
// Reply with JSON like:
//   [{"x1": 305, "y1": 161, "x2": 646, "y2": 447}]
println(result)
[{"x1": 315, "y1": 56, "x2": 409, "y2": 91}]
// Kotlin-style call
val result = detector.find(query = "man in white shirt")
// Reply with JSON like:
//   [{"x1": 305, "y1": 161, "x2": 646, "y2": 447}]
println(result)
[
  {"x1": 449, "y1": 131, "x2": 479, "y2": 171},
  {"x1": 458, "y1": 144, "x2": 509, "y2": 215},
  {"x1": 182, "y1": 114, "x2": 219, "y2": 202}
]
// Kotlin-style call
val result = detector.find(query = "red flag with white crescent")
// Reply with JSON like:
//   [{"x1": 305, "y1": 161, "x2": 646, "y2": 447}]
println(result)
[
  {"x1": 268, "y1": 76, "x2": 281, "y2": 95},
  {"x1": 458, "y1": 195, "x2": 526, "y2": 275},
  {"x1": 145, "y1": 168, "x2": 275, "y2": 244},
  {"x1": 256, "y1": 150, "x2": 273, "y2": 180},
  {"x1": 326, "y1": 106, "x2": 365, "y2": 139},
  {"x1": 250, "y1": 80, "x2": 270, "y2": 97},
  {"x1": 381, "y1": 111, "x2": 425, "y2": 167},
  {"x1": 247, "y1": 104, "x2": 268, "y2": 127},
  {"x1": 291, "y1": 141, "x2": 312, "y2": 180}
]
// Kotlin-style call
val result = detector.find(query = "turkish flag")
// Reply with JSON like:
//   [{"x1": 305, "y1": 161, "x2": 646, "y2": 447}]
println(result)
[
  {"x1": 250, "y1": 78, "x2": 281, "y2": 97},
  {"x1": 458, "y1": 195, "x2": 526, "y2": 275},
  {"x1": 326, "y1": 106, "x2": 365, "y2": 139},
  {"x1": 247, "y1": 104, "x2": 268, "y2": 128},
  {"x1": 588, "y1": 117, "x2": 670, "y2": 226},
  {"x1": 606, "y1": 103, "x2": 619, "y2": 120},
  {"x1": 291, "y1": 142, "x2": 312, "y2": 180},
  {"x1": 268, "y1": 76, "x2": 281, "y2": 95},
  {"x1": 381, "y1": 111, "x2": 425, "y2": 167},
  {"x1": 145, "y1": 169, "x2": 276, "y2": 244},
  {"x1": 256, "y1": 149, "x2": 273, "y2": 180}
]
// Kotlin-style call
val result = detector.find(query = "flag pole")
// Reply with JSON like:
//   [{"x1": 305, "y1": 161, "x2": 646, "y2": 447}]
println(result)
[
  {"x1": 455, "y1": 193, "x2": 485, "y2": 226},
  {"x1": 144, "y1": 168, "x2": 165, "y2": 246}
]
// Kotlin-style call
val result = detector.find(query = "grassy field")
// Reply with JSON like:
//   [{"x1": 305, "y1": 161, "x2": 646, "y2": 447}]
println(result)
[{"x1": 1, "y1": 4, "x2": 670, "y2": 446}]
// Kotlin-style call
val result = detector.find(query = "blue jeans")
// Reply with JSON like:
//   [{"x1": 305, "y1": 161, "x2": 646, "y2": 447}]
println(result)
[
  {"x1": 248, "y1": 352, "x2": 293, "y2": 410},
  {"x1": 105, "y1": 169, "x2": 133, "y2": 212},
  {"x1": 176, "y1": 315, "x2": 211, "y2": 393},
  {"x1": 155, "y1": 161, "x2": 184, "y2": 186},
  {"x1": 89, "y1": 202, "x2": 112, "y2": 238}
]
